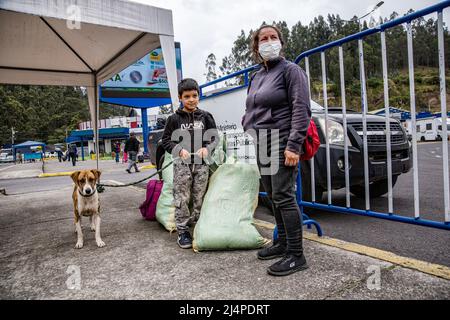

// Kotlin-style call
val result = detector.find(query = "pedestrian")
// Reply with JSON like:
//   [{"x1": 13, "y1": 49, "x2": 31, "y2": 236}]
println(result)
[
  {"x1": 114, "y1": 142, "x2": 121, "y2": 163},
  {"x1": 124, "y1": 132, "x2": 140, "y2": 173},
  {"x1": 242, "y1": 25, "x2": 311, "y2": 276},
  {"x1": 162, "y1": 78, "x2": 219, "y2": 249},
  {"x1": 56, "y1": 149, "x2": 63, "y2": 162},
  {"x1": 68, "y1": 144, "x2": 78, "y2": 166}
]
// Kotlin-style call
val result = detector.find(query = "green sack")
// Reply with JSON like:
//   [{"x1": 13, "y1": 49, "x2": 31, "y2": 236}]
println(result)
[
  {"x1": 193, "y1": 158, "x2": 269, "y2": 251},
  {"x1": 155, "y1": 152, "x2": 176, "y2": 232}
]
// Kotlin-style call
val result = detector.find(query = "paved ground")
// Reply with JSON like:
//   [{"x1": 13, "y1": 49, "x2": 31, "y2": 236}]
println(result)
[
  {"x1": 1, "y1": 144, "x2": 449, "y2": 267},
  {"x1": 1, "y1": 176, "x2": 449, "y2": 299}
]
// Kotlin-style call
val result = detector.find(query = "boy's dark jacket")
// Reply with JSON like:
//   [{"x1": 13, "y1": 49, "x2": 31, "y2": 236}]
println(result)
[{"x1": 162, "y1": 108, "x2": 219, "y2": 158}]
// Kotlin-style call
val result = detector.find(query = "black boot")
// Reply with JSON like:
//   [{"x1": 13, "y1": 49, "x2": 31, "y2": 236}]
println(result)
[
  {"x1": 267, "y1": 254, "x2": 308, "y2": 276},
  {"x1": 257, "y1": 243, "x2": 287, "y2": 260}
]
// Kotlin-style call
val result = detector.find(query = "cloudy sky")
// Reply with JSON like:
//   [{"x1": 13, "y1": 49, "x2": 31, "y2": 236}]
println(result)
[{"x1": 132, "y1": 0, "x2": 446, "y2": 85}]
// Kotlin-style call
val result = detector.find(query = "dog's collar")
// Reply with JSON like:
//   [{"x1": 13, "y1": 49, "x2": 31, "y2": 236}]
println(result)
[{"x1": 78, "y1": 188, "x2": 97, "y2": 198}]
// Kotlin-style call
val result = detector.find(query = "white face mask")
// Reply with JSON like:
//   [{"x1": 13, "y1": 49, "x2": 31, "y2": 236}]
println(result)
[{"x1": 258, "y1": 40, "x2": 282, "y2": 61}]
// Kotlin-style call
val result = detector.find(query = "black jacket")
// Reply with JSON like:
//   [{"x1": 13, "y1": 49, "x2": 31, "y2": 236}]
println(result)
[
  {"x1": 243, "y1": 57, "x2": 311, "y2": 154},
  {"x1": 124, "y1": 137, "x2": 139, "y2": 153},
  {"x1": 162, "y1": 108, "x2": 219, "y2": 157}
]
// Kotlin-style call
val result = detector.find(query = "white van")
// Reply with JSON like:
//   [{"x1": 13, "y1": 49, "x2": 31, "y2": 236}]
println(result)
[{"x1": 412, "y1": 117, "x2": 450, "y2": 142}]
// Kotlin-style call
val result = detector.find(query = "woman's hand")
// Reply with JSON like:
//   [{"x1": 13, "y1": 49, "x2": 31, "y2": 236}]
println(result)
[{"x1": 284, "y1": 149, "x2": 300, "y2": 167}]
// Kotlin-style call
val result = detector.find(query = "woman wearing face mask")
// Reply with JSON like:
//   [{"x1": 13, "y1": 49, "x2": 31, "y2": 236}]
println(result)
[{"x1": 242, "y1": 25, "x2": 311, "y2": 276}]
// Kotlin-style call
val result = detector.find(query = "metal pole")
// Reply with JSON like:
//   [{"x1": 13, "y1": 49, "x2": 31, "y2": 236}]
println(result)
[
  {"x1": 142, "y1": 108, "x2": 149, "y2": 155},
  {"x1": 321, "y1": 51, "x2": 332, "y2": 205},
  {"x1": 339, "y1": 46, "x2": 351, "y2": 208},
  {"x1": 437, "y1": 11, "x2": 449, "y2": 222},
  {"x1": 381, "y1": 31, "x2": 394, "y2": 214},
  {"x1": 358, "y1": 39, "x2": 371, "y2": 210},
  {"x1": 305, "y1": 57, "x2": 316, "y2": 202},
  {"x1": 407, "y1": 22, "x2": 420, "y2": 219},
  {"x1": 95, "y1": 83, "x2": 99, "y2": 171}
]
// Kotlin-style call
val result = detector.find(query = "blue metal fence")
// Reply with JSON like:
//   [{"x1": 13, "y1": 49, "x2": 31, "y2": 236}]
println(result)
[{"x1": 200, "y1": 0, "x2": 450, "y2": 232}]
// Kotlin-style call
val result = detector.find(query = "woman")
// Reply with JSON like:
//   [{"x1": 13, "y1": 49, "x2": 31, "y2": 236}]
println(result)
[{"x1": 243, "y1": 25, "x2": 311, "y2": 276}]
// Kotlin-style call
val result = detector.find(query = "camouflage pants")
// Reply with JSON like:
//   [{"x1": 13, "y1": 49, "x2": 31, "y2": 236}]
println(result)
[{"x1": 173, "y1": 162, "x2": 209, "y2": 233}]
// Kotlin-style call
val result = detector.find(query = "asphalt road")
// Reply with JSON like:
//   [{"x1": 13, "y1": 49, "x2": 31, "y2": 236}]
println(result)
[{"x1": 1, "y1": 142, "x2": 449, "y2": 267}]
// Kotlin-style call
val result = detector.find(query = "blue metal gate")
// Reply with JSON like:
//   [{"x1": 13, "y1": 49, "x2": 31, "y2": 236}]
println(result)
[{"x1": 200, "y1": 0, "x2": 450, "y2": 235}]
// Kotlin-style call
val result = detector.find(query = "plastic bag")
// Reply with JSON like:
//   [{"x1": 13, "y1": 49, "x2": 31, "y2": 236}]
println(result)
[
  {"x1": 155, "y1": 152, "x2": 176, "y2": 232},
  {"x1": 193, "y1": 157, "x2": 269, "y2": 251}
]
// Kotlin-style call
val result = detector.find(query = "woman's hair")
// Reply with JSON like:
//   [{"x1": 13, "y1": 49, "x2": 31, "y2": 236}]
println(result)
[{"x1": 251, "y1": 25, "x2": 285, "y2": 63}]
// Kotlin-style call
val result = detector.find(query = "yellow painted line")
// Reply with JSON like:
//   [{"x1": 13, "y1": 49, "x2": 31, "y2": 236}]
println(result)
[
  {"x1": 140, "y1": 164, "x2": 156, "y2": 170},
  {"x1": 39, "y1": 172, "x2": 74, "y2": 178},
  {"x1": 253, "y1": 219, "x2": 450, "y2": 280}
]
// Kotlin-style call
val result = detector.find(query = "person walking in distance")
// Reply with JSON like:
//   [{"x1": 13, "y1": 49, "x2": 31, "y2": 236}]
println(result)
[{"x1": 124, "y1": 132, "x2": 140, "y2": 173}]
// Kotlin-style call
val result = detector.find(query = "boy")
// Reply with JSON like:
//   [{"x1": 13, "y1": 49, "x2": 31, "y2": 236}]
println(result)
[{"x1": 162, "y1": 78, "x2": 219, "y2": 249}]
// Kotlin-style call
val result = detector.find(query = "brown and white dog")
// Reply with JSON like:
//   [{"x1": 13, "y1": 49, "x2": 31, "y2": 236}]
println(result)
[{"x1": 70, "y1": 169, "x2": 105, "y2": 249}]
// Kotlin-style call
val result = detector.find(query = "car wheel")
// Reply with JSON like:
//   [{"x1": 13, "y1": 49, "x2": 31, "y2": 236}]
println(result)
[{"x1": 350, "y1": 175, "x2": 399, "y2": 199}]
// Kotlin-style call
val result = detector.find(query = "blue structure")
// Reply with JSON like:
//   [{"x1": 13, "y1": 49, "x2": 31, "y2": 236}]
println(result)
[
  {"x1": 13, "y1": 140, "x2": 46, "y2": 162},
  {"x1": 373, "y1": 107, "x2": 450, "y2": 121},
  {"x1": 67, "y1": 127, "x2": 129, "y2": 161}
]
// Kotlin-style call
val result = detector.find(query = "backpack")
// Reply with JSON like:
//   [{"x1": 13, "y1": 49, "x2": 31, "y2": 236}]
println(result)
[
  {"x1": 300, "y1": 119, "x2": 320, "y2": 161},
  {"x1": 139, "y1": 179, "x2": 164, "y2": 220}
]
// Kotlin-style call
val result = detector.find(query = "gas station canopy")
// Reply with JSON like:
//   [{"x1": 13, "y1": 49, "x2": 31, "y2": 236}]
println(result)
[{"x1": 0, "y1": 0, "x2": 179, "y2": 167}]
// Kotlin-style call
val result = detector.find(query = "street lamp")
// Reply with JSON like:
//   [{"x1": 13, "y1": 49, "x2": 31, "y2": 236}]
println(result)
[{"x1": 343, "y1": 1, "x2": 385, "y2": 32}]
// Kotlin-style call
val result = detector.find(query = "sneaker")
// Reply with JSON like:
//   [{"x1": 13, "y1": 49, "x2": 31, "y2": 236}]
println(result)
[
  {"x1": 177, "y1": 231, "x2": 192, "y2": 249},
  {"x1": 257, "y1": 243, "x2": 287, "y2": 260},
  {"x1": 135, "y1": 169, "x2": 140, "y2": 173},
  {"x1": 126, "y1": 169, "x2": 131, "y2": 174},
  {"x1": 267, "y1": 254, "x2": 309, "y2": 276}
]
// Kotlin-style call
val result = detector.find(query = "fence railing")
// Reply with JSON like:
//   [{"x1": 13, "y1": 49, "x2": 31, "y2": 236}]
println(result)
[{"x1": 199, "y1": 0, "x2": 450, "y2": 231}]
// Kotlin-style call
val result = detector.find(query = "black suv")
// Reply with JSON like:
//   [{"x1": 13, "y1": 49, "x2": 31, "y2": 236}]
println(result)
[{"x1": 303, "y1": 101, "x2": 412, "y2": 201}]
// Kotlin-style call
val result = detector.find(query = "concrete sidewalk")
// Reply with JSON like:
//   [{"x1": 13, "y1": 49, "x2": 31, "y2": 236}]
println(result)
[{"x1": 0, "y1": 184, "x2": 449, "y2": 300}]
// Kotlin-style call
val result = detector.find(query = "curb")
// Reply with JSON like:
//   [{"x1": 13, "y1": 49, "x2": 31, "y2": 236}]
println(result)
[
  {"x1": 140, "y1": 164, "x2": 156, "y2": 170},
  {"x1": 38, "y1": 172, "x2": 74, "y2": 178}
]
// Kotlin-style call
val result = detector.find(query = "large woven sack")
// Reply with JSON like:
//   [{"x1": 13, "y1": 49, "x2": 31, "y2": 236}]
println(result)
[
  {"x1": 155, "y1": 152, "x2": 176, "y2": 232},
  {"x1": 193, "y1": 158, "x2": 269, "y2": 251}
]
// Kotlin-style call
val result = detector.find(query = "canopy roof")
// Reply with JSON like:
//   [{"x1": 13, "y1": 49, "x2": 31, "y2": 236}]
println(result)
[
  {"x1": 0, "y1": 0, "x2": 177, "y2": 89},
  {"x1": 0, "y1": 0, "x2": 179, "y2": 168},
  {"x1": 13, "y1": 141, "x2": 46, "y2": 148}
]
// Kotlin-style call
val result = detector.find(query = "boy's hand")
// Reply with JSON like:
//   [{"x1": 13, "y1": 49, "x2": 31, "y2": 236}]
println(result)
[
  {"x1": 196, "y1": 148, "x2": 208, "y2": 159},
  {"x1": 179, "y1": 149, "x2": 190, "y2": 160}
]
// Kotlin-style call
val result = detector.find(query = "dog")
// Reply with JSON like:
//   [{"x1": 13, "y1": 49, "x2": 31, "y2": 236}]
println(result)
[{"x1": 70, "y1": 169, "x2": 105, "y2": 249}]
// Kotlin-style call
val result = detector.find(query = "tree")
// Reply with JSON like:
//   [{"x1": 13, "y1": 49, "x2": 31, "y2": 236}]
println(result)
[{"x1": 204, "y1": 53, "x2": 218, "y2": 83}]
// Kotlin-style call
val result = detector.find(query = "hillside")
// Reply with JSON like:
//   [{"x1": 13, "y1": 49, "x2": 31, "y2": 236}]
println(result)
[{"x1": 310, "y1": 67, "x2": 450, "y2": 113}]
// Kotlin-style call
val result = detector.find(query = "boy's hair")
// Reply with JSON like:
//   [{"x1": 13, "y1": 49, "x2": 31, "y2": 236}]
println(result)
[{"x1": 178, "y1": 78, "x2": 199, "y2": 96}]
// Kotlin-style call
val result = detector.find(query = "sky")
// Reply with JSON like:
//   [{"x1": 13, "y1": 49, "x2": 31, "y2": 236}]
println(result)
[{"x1": 131, "y1": 0, "x2": 447, "y2": 87}]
